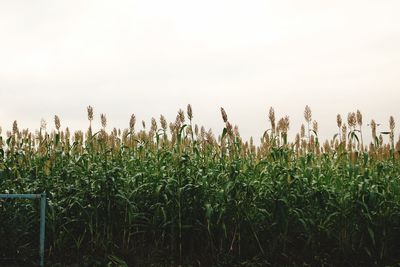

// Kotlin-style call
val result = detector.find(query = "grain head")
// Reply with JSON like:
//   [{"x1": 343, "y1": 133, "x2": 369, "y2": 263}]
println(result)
[
  {"x1": 178, "y1": 109, "x2": 185, "y2": 123},
  {"x1": 187, "y1": 104, "x2": 193, "y2": 120},
  {"x1": 304, "y1": 105, "x2": 312, "y2": 123},
  {"x1": 313, "y1": 120, "x2": 318, "y2": 134},
  {"x1": 390, "y1": 116, "x2": 395, "y2": 131},
  {"x1": 129, "y1": 114, "x2": 136, "y2": 131},
  {"x1": 337, "y1": 114, "x2": 342, "y2": 128},
  {"x1": 87, "y1": 106, "x2": 94, "y2": 122},
  {"x1": 269, "y1": 107, "x2": 276, "y2": 132},
  {"x1": 221, "y1": 107, "x2": 228, "y2": 123},
  {"x1": 347, "y1": 112, "x2": 356, "y2": 128},
  {"x1": 356, "y1": 110, "x2": 363, "y2": 127},
  {"x1": 100, "y1": 114, "x2": 107, "y2": 128},
  {"x1": 54, "y1": 115, "x2": 61, "y2": 131},
  {"x1": 160, "y1": 115, "x2": 167, "y2": 131}
]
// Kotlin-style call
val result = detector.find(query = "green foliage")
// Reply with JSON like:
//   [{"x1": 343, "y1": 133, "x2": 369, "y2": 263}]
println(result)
[{"x1": 1, "y1": 112, "x2": 400, "y2": 266}]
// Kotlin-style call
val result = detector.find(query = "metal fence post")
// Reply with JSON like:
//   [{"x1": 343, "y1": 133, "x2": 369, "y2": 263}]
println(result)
[{"x1": 39, "y1": 193, "x2": 46, "y2": 267}]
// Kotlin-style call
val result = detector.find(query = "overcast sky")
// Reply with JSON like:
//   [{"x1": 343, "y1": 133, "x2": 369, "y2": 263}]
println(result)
[{"x1": 0, "y1": 0, "x2": 399, "y2": 142}]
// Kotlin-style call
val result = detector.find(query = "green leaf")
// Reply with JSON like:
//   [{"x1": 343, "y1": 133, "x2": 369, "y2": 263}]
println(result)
[
  {"x1": 368, "y1": 227, "x2": 376, "y2": 247},
  {"x1": 221, "y1": 127, "x2": 227, "y2": 140}
]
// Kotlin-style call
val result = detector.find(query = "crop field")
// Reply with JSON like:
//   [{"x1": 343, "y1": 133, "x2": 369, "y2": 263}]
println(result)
[{"x1": 1, "y1": 105, "x2": 400, "y2": 266}]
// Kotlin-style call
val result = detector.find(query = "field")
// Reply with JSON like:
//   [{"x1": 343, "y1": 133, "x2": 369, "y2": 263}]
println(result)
[{"x1": 1, "y1": 105, "x2": 400, "y2": 266}]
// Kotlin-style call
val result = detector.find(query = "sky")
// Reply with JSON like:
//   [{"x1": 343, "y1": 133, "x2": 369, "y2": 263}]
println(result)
[{"x1": 0, "y1": 0, "x2": 399, "y2": 143}]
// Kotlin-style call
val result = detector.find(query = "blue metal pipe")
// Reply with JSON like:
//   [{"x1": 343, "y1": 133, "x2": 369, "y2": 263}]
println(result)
[
  {"x1": 0, "y1": 194, "x2": 42, "y2": 199},
  {"x1": 39, "y1": 193, "x2": 46, "y2": 267}
]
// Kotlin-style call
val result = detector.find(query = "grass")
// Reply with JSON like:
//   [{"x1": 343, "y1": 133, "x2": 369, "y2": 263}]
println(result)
[{"x1": 0, "y1": 105, "x2": 400, "y2": 266}]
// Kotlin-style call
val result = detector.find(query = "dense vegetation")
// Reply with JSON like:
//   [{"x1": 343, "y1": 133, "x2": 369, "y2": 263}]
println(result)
[{"x1": 1, "y1": 105, "x2": 400, "y2": 266}]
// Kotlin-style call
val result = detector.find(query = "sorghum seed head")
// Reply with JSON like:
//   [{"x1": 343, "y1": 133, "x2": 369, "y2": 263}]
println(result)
[
  {"x1": 87, "y1": 106, "x2": 94, "y2": 121},
  {"x1": 234, "y1": 125, "x2": 240, "y2": 137},
  {"x1": 337, "y1": 114, "x2": 342, "y2": 128},
  {"x1": 300, "y1": 124, "x2": 305, "y2": 138},
  {"x1": 370, "y1": 120, "x2": 377, "y2": 139},
  {"x1": 187, "y1": 104, "x2": 193, "y2": 120},
  {"x1": 269, "y1": 107, "x2": 276, "y2": 129},
  {"x1": 277, "y1": 116, "x2": 290, "y2": 133},
  {"x1": 226, "y1": 122, "x2": 233, "y2": 136},
  {"x1": 12, "y1": 120, "x2": 18, "y2": 134},
  {"x1": 40, "y1": 119, "x2": 47, "y2": 132},
  {"x1": 284, "y1": 116, "x2": 290, "y2": 128},
  {"x1": 295, "y1": 133, "x2": 300, "y2": 146},
  {"x1": 221, "y1": 107, "x2": 228, "y2": 123},
  {"x1": 160, "y1": 115, "x2": 167, "y2": 131},
  {"x1": 175, "y1": 115, "x2": 181, "y2": 129},
  {"x1": 100, "y1": 114, "x2": 107, "y2": 128},
  {"x1": 187, "y1": 125, "x2": 193, "y2": 136},
  {"x1": 206, "y1": 128, "x2": 214, "y2": 142},
  {"x1": 169, "y1": 122, "x2": 175, "y2": 134},
  {"x1": 200, "y1": 126, "x2": 206, "y2": 139},
  {"x1": 390, "y1": 116, "x2": 395, "y2": 131},
  {"x1": 342, "y1": 124, "x2": 347, "y2": 139},
  {"x1": 347, "y1": 112, "x2": 356, "y2": 128},
  {"x1": 65, "y1": 127, "x2": 70, "y2": 139},
  {"x1": 313, "y1": 120, "x2": 318, "y2": 133},
  {"x1": 178, "y1": 109, "x2": 185, "y2": 123},
  {"x1": 54, "y1": 115, "x2": 61, "y2": 130},
  {"x1": 151, "y1": 117, "x2": 157, "y2": 132},
  {"x1": 129, "y1": 114, "x2": 136, "y2": 130},
  {"x1": 356, "y1": 110, "x2": 362, "y2": 127},
  {"x1": 304, "y1": 105, "x2": 312, "y2": 123}
]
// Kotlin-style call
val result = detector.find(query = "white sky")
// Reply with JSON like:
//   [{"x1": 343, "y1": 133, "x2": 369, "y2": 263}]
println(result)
[{"x1": 0, "y1": 0, "x2": 399, "y2": 142}]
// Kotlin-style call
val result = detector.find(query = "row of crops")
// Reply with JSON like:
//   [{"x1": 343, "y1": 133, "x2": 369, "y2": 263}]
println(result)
[{"x1": 1, "y1": 106, "x2": 400, "y2": 266}]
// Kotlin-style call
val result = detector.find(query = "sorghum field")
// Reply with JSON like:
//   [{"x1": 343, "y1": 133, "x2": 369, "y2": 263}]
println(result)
[{"x1": 1, "y1": 105, "x2": 400, "y2": 266}]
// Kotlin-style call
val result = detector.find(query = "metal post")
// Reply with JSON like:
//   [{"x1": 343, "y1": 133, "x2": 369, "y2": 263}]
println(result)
[{"x1": 39, "y1": 193, "x2": 46, "y2": 267}]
